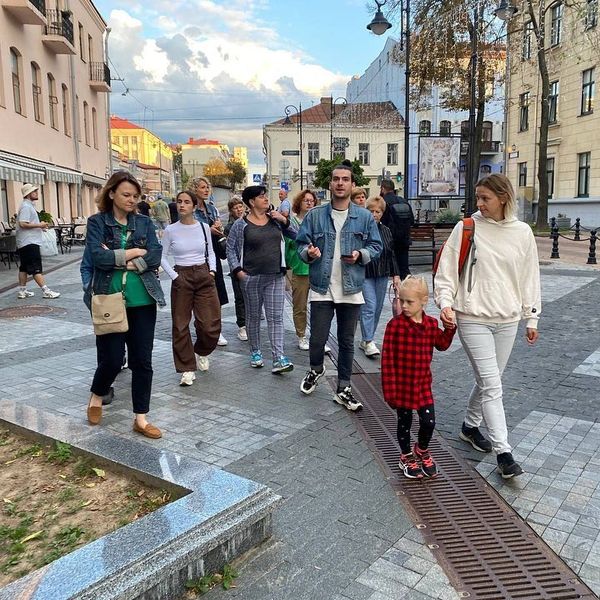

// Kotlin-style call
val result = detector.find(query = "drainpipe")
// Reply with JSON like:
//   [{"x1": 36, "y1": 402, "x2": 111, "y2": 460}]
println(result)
[
  {"x1": 67, "y1": 0, "x2": 82, "y2": 216},
  {"x1": 105, "y1": 27, "x2": 112, "y2": 177}
]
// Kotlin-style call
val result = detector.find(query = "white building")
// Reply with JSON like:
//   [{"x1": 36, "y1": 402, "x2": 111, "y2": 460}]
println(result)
[{"x1": 263, "y1": 97, "x2": 404, "y2": 203}]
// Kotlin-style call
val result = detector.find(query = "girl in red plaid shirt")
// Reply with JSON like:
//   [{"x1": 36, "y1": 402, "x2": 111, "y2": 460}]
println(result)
[{"x1": 381, "y1": 276, "x2": 455, "y2": 478}]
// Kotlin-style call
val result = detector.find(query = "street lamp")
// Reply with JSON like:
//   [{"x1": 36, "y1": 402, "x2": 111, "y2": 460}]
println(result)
[
  {"x1": 494, "y1": 0, "x2": 517, "y2": 21},
  {"x1": 367, "y1": 0, "x2": 410, "y2": 201},
  {"x1": 283, "y1": 104, "x2": 303, "y2": 189},
  {"x1": 330, "y1": 97, "x2": 347, "y2": 159}
]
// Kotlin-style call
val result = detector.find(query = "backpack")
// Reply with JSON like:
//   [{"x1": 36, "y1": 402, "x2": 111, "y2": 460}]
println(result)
[{"x1": 432, "y1": 217, "x2": 475, "y2": 286}]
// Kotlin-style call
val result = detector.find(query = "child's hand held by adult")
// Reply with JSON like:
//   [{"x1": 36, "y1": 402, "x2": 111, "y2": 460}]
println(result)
[
  {"x1": 526, "y1": 328, "x2": 538, "y2": 345},
  {"x1": 440, "y1": 307, "x2": 455, "y2": 328}
]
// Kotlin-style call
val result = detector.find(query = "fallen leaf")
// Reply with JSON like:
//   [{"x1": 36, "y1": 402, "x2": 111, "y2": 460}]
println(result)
[
  {"x1": 58, "y1": 474, "x2": 67, "y2": 479},
  {"x1": 91, "y1": 468, "x2": 105, "y2": 478},
  {"x1": 4, "y1": 459, "x2": 17, "y2": 465},
  {"x1": 82, "y1": 500, "x2": 92, "y2": 507},
  {"x1": 20, "y1": 531, "x2": 44, "y2": 543},
  {"x1": 2, "y1": 498, "x2": 13, "y2": 504},
  {"x1": 137, "y1": 490, "x2": 145, "y2": 497},
  {"x1": 85, "y1": 483, "x2": 96, "y2": 488}
]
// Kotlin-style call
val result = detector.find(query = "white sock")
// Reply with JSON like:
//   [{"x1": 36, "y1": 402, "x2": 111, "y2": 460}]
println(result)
[{"x1": 42, "y1": 285, "x2": 50, "y2": 292}]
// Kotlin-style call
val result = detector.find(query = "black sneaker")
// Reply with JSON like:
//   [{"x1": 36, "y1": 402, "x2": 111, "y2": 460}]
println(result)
[
  {"x1": 497, "y1": 452, "x2": 524, "y2": 479},
  {"x1": 334, "y1": 386, "x2": 363, "y2": 411},
  {"x1": 399, "y1": 453, "x2": 423, "y2": 479},
  {"x1": 102, "y1": 387, "x2": 114, "y2": 406},
  {"x1": 300, "y1": 368, "x2": 325, "y2": 395},
  {"x1": 413, "y1": 443, "x2": 438, "y2": 478},
  {"x1": 459, "y1": 422, "x2": 493, "y2": 453}
]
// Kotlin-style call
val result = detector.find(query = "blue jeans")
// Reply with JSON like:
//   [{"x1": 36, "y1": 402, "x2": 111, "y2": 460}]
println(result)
[{"x1": 360, "y1": 276, "x2": 389, "y2": 342}]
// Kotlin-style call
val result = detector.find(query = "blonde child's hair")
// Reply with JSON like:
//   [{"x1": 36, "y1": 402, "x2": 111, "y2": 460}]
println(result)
[
  {"x1": 366, "y1": 195, "x2": 386, "y2": 212},
  {"x1": 397, "y1": 275, "x2": 429, "y2": 299}
]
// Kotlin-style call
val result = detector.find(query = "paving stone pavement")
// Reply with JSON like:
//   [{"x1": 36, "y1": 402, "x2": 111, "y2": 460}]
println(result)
[{"x1": 0, "y1": 255, "x2": 599, "y2": 598}]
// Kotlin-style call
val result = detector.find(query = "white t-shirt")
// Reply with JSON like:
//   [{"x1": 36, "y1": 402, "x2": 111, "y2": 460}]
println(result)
[
  {"x1": 16, "y1": 199, "x2": 42, "y2": 248},
  {"x1": 309, "y1": 208, "x2": 364, "y2": 305},
  {"x1": 160, "y1": 220, "x2": 216, "y2": 280}
]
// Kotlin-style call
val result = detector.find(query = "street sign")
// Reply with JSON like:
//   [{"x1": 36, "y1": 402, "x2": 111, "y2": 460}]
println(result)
[
  {"x1": 280, "y1": 181, "x2": 289, "y2": 191},
  {"x1": 252, "y1": 174, "x2": 262, "y2": 183},
  {"x1": 509, "y1": 151, "x2": 520, "y2": 159},
  {"x1": 282, "y1": 150, "x2": 300, "y2": 156}
]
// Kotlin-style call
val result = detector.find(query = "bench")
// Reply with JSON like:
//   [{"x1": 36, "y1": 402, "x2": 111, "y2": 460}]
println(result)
[{"x1": 408, "y1": 224, "x2": 452, "y2": 266}]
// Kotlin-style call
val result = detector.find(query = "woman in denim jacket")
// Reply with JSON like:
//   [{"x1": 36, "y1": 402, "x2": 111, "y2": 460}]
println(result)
[{"x1": 85, "y1": 171, "x2": 165, "y2": 439}]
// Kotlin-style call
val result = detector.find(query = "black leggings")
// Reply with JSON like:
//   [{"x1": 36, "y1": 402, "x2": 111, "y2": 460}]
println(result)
[{"x1": 396, "y1": 405, "x2": 435, "y2": 455}]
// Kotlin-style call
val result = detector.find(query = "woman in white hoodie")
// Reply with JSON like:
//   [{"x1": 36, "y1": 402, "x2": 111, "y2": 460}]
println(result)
[{"x1": 434, "y1": 174, "x2": 541, "y2": 479}]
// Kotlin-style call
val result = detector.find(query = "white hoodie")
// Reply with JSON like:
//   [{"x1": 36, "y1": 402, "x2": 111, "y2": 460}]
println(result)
[{"x1": 434, "y1": 211, "x2": 541, "y2": 329}]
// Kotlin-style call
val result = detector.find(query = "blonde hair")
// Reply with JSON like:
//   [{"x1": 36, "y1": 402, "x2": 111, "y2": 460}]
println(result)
[
  {"x1": 397, "y1": 275, "x2": 428, "y2": 299},
  {"x1": 366, "y1": 195, "x2": 386, "y2": 212},
  {"x1": 351, "y1": 188, "x2": 366, "y2": 199},
  {"x1": 475, "y1": 173, "x2": 516, "y2": 218}
]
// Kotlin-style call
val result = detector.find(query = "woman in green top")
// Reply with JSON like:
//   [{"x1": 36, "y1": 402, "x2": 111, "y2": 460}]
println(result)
[
  {"x1": 285, "y1": 189, "x2": 318, "y2": 350},
  {"x1": 85, "y1": 171, "x2": 165, "y2": 439}
]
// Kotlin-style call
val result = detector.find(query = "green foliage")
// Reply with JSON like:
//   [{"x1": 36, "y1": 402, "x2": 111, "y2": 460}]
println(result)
[
  {"x1": 181, "y1": 170, "x2": 191, "y2": 190},
  {"x1": 433, "y1": 209, "x2": 462, "y2": 224},
  {"x1": 313, "y1": 157, "x2": 370, "y2": 190},
  {"x1": 37, "y1": 210, "x2": 53, "y2": 224},
  {"x1": 186, "y1": 564, "x2": 239, "y2": 595},
  {"x1": 46, "y1": 441, "x2": 73, "y2": 464},
  {"x1": 225, "y1": 159, "x2": 247, "y2": 188},
  {"x1": 16, "y1": 444, "x2": 42, "y2": 458}
]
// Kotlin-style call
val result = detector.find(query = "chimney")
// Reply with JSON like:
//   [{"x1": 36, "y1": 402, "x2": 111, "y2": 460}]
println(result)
[{"x1": 321, "y1": 97, "x2": 333, "y2": 106}]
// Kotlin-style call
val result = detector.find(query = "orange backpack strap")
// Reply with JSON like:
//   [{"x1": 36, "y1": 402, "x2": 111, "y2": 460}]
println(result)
[{"x1": 457, "y1": 217, "x2": 475, "y2": 277}]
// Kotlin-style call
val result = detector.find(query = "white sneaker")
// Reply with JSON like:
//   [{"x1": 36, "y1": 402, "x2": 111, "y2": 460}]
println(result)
[
  {"x1": 360, "y1": 341, "x2": 380, "y2": 357},
  {"x1": 196, "y1": 355, "x2": 209, "y2": 371},
  {"x1": 17, "y1": 290, "x2": 35, "y2": 299},
  {"x1": 324, "y1": 344, "x2": 332, "y2": 354},
  {"x1": 42, "y1": 289, "x2": 60, "y2": 299},
  {"x1": 237, "y1": 327, "x2": 248, "y2": 341},
  {"x1": 179, "y1": 371, "x2": 196, "y2": 386},
  {"x1": 217, "y1": 333, "x2": 228, "y2": 346},
  {"x1": 298, "y1": 336, "x2": 309, "y2": 350}
]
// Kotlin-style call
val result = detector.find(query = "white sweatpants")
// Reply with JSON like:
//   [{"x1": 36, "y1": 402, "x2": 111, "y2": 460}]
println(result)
[{"x1": 457, "y1": 319, "x2": 519, "y2": 455}]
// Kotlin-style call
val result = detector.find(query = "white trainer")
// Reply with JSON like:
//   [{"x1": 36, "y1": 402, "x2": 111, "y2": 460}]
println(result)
[
  {"x1": 298, "y1": 336, "x2": 309, "y2": 350},
  {"x1": 237, "y1": 327, "x2": 248, "y2": 341},
  {"x1": 179, "y1": 371, "x2": 196, "y2": 386},
  {"x1": 42, "y1": 289, "x2": 60, "y2": 299},
  {"x1": 17, "y1": 290, "x2": 35, "y2": 299},
  {"x1": 196, "y1": 355, "x2": 209, "y2": 371},
  {"x1": 360, "y1": 341, "x2": 380, "y2": 357},
  {"x1": 217, "y1": 333, "x2": 228, "y2": 346}
]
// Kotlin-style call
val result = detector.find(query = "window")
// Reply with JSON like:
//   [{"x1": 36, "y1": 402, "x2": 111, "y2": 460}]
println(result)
[
  {"x1": 549, "y1": 81, "x2": 559, "y2": 123},
  {"x1": 31, "y1": 62, "x2": 42, "y2": 123},
  {"x1": 581, "y1": 68, "x2": 595, "y2": 115},
  {"x1": 419, "y1": 120, "x2": 431, "y2": 135},
  {"x1": 550, "y1": 3, "x2": 563, "y2": 46},
  {"x1": 88, "y1": 34, "x2": 94, "y2": 62},
  {"x1": 577, "y1": 152, "x2": 591, "y2": 197},
  {"x1": 586, "y1": 0, "x2": 598, "y2": 29},
  {"x1": 47, "y1": 74, "x2": 58, "y2": 129},
  {"x1": 1, "y1": 179, "x2": 8, "y2": 223},
  {"x1": 547, "y1": 157, "x2": 555, "y2": 199},
  {"x1": 522, "y1": 22, "x2": 533, "y2": 59},
  {"x1": 61, "y1": 84, "x2": 70, "y2": 136},
  {"x1": 519, "y1": 92, "x2": 529, "y2": 131},
  {"x1": 75, "y1": 94, "x2": 81, "y2": 141},
  {"x1": 92, "y1": 107, "x2": 98, "y2": 148},
  {"x1": 440, "y1": 120, "x2": 451, "y2": 135},
  {"x1": 113, "y1": 135, "x2": 120, "y2": 146},
  {"x1": 518, "y1": 162, "x2": 528, "y2": 187},
  {"x1": 83, "y1": 101, "x2": 89, "y2": 145},
  {"x1": 358, "y1": 143, "x2": 370, "y2": 166},
  {"x1": 308, "y1": 142, "x2": 319, "y2": 165},
  {"x1": 482, "y1": 121, "x2": 493, "y2": 143},
  {"x1": 131, "y1": 136, "x2": 138, "y2": 160},
  {"x1": 78, "y1": 23, "x2": 86, "y2": 61},
  {"x1": 10, "y1": 48, "x2": 22, "y2": 115},
  {"x1": 387, "y1": 143, "x2": 398, "y2": 165}
]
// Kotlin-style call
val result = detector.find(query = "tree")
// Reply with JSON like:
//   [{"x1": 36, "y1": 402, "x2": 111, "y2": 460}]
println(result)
[
  {"x1": 181, "y1": 169, "x2": 190, "y2": 190},
  {"x1": 225, "y1": 159, "x2": 247, "y2": 189},
  {"x1": 313, "y1": 157, "x2": 370, "y2": 190},
  {"x1": 203, "y1": 158, "x2": 231, "y2": 187}
]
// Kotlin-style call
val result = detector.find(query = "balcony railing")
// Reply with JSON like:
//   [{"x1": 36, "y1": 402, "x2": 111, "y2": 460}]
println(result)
[
  {"x1": 44, "y1": 8, "x2": 74, "y2": 45},
  {"x1": 481, "y1": 140, "x2": 501, "y2": 153},
  {"x1": 30, "y1": 0, "x2": 45, "y2": 15},
  {"x1": 89, "y1": 62, "x2": 111, "y2": 86}
]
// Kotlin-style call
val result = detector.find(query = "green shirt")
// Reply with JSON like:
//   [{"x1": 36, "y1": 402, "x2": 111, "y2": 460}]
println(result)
[{"x1": 108, "y1": 225, "x2": 154, "y2": 307}]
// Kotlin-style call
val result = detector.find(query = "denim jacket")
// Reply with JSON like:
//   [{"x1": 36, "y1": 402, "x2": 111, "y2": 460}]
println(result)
[
  {"x1": 83, "y1": 212, "x2": 165, "y2": 309},
  {"x1": 296, "y1": 202, "x2": 382, "y2": 295}
]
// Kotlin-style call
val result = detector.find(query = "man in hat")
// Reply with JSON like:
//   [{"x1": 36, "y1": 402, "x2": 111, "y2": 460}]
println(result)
[{"x1": 15, "y1": 183, "x2": 60, "y2": 299}]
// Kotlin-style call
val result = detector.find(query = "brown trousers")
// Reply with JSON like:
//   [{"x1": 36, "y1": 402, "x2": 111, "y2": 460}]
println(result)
[
  {"x1": 171, "y1": 264, "x2": 221, "y2": 372},
  {"x1": 291, "y1": 272, "x2": 310, "y2": 338}
]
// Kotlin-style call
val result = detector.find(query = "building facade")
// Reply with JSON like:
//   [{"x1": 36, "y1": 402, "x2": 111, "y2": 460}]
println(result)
[
  {"x1": 506, "y1": 0, "x2": 599, "y2": 225},
  {"x1": 0, "y1": 0, "x2": 110, "y2": 223},
  {"x1": 263, "y1": 97, "x2": 405, "y2": 203},
  {"x1": 181, "y1": 137, "x2": 231, "y2": 181}
]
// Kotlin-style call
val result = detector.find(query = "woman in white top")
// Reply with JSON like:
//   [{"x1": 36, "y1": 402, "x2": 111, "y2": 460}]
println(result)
[
  {"x1": 161, "y1": 190, "x2": 221, "y2": 386},
  {"x1": 434, "y1": 174, "x2": 541, "y2": 479}
]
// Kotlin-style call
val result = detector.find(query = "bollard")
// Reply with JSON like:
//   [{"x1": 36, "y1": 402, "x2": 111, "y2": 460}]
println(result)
[
  {"x1": 549, "y1": 216, "x2": 556, "y2": 238},
  {"x1": 550, "y1": 224, "x2": 560, "y2": 259},
  {"x1": 587, "y1": 230, "x2": 597, "y2": 265},
  {"x1": 574, "y1": 218, "x2": 581, "y2": 241}
]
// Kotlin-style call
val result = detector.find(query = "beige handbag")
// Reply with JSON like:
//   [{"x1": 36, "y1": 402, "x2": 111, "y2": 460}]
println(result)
[{"x1": 91, "y1": 271, "x2": 128, "y2": 335}]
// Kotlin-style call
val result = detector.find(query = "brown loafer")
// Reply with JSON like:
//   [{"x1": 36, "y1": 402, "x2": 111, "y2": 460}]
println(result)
[
  {"x1": 133, "y1": 421, "x2": 162, "y2": 439},
  {"x1": 87, "y1": 397, "x2": 102, "y2": 425}
]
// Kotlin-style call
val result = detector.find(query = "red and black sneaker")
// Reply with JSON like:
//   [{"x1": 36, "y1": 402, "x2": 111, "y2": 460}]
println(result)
[
  {"x1": 398, "y1": 452, "x2": 423, "y2": 479},
  {"x1": 414, "y1": 444, "x2": 438, "y2": 478}
]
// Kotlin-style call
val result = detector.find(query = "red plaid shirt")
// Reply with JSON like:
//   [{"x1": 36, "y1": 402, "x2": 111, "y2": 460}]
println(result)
[{"x1": 381, "y1": 312, "x2": 455, "y2": 410}]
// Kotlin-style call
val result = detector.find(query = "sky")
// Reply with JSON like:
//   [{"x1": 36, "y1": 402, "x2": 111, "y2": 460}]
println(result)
[{"x1": 94, "y1": 0, "x2": 400, "y2": 165}]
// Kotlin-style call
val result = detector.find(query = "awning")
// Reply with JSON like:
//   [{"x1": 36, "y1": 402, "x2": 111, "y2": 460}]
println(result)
[
  {"x1": 0, "y1": 152, "x2": 82, "y2": 185},
  {"x1": 0, "y1": 158, "x2": 45, "y2": 185},
  {"x1": 46, "y1": 166, "x2": 83, "y2": 184},
  {"x1": 82, "y1": 173, "x2": 105, "y2": 186}
]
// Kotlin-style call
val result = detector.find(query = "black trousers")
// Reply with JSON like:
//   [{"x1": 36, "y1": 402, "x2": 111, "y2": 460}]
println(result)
[
  {"x1": 396, "y1": 404, "x2": 436, "y2": 454},
  {"x1": 91, "y1": 303, "x2": 157, "y2": 414},
  {"x1": 394, "y1": 242, "x2": 411, "y2": 280}
]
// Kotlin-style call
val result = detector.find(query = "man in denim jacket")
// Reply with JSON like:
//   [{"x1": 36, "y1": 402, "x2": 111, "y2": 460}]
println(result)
[{"x1": 296, "y1": 162, "x2": 382, "y2": 410}]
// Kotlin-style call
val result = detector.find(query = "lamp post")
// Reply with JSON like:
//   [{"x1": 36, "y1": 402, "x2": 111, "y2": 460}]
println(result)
[
  {"x1": 367, "y1": 0, "x2": 410, "y2": 201},
  {"x1": 283, "y1": 104, "x2": 303, "y2": 189},
  {"x1": 330, "y1": 97, "x2": 348, "y2": 159}
]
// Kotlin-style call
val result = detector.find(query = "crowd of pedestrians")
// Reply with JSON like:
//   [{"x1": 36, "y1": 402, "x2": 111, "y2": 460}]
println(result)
[{"x1": 68, "y1": 164, "x2": 541, "y2": 480}]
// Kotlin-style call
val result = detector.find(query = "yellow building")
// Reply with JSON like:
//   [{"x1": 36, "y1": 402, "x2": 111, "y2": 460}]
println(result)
[
  {"x1": 506, "y1": 0, "x2": 599, "y2": 225},
  {"x1": 233, "y1": 146, "x2": 249, "y2": 170}
]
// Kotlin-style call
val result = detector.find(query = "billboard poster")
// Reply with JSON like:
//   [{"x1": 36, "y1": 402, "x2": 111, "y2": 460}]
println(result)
[{"x1": 417, "y1": 137, "x2": 461, "y2": 196}]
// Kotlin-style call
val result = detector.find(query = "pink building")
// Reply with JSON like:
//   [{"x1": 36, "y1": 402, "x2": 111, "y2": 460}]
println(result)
[{"x1": 0, "y1": 0, "x2": 110, "y2": 224}]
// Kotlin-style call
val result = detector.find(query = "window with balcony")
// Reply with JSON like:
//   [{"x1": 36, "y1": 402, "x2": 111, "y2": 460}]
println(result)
[
  {"x1": 519, "y1": 92, "x2": 529, "y2": 131},
  {"x1": 548, "y1": 80, "x2": 559, "y2": 123},
  {"x1": 308, "y1": 142, "x2": 319, "y2": 165},
  {"x1": 518, "y1": 162, "x2": 528, "y2": 187},
  {"x1": 550, "y1": 3, "x2": 563, "y2": 46},
  {"x1": 482, "y1": 121, "x2": 493, "y2": 143},
  {"x1": 92, "y1": 107, "x2": 98, "y2": 148},
  {"x1": 83, "y1": 101, "x2": 90, "y2": 145},
  {"x1": 522, "y1": 22, "x2": 533, "y2": 59},
  {"x1": 358, "y1": 143, "x2": 370, "y2": 166},
  {"x1": 61, "y1": 84, "x2": 70, "y2": 136},
  {"x1": 547, "y1": 157, "x2": 555, "y2": 198},
  {"x1": 47, "y1": 74, "x2": 58, "y2": 130},
  {"x1": 577, "y1": 152, "x2": 591, "y2": 197},
  {"x1": 419, "y1": 120, "x2": 431, "y2": 135},
  {"x1": 439, "y1": 120, "x2": 451, "y2": 135},
  {"x1": 581, "y1": 67, "x2": 595, "y2": 115},
  {"x1": 88, "y1": 34, "x2": 94, "y2": 62},
  {"x1": 10, "y1": 48, "x2": 23, "y2": 115},
  {"x1": 586, "y1": 0, "x2": 598, "y2": 28},
  {"x1": 387, "y1": 143, "x2": 398, "y2": 165},
  {"x1": 31, "y1": 62, "x2": 43, "y2": 123}
]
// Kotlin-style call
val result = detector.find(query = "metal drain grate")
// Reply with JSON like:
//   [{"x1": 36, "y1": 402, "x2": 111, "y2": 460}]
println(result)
[
  {"x1": 346, "y1": 372, "x2": 597, "y2": 600},
  {"x1": 0, "y1": 305, "x2": 65, "y2": 319}
]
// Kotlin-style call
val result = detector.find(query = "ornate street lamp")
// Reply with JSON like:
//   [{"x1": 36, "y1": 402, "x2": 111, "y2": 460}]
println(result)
[
  {"x1": 494, "y1": 0, "x2": 518, "y2": 21},
  {"x1": 367, "y1": 1, "x2": 392, "y2": 35},
  {"x1": 330, "y1": 97, "x2": 348, "y2": 160},
  {"x1": 283, "y1": 104, "x2": 303, "y2": 189}
]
